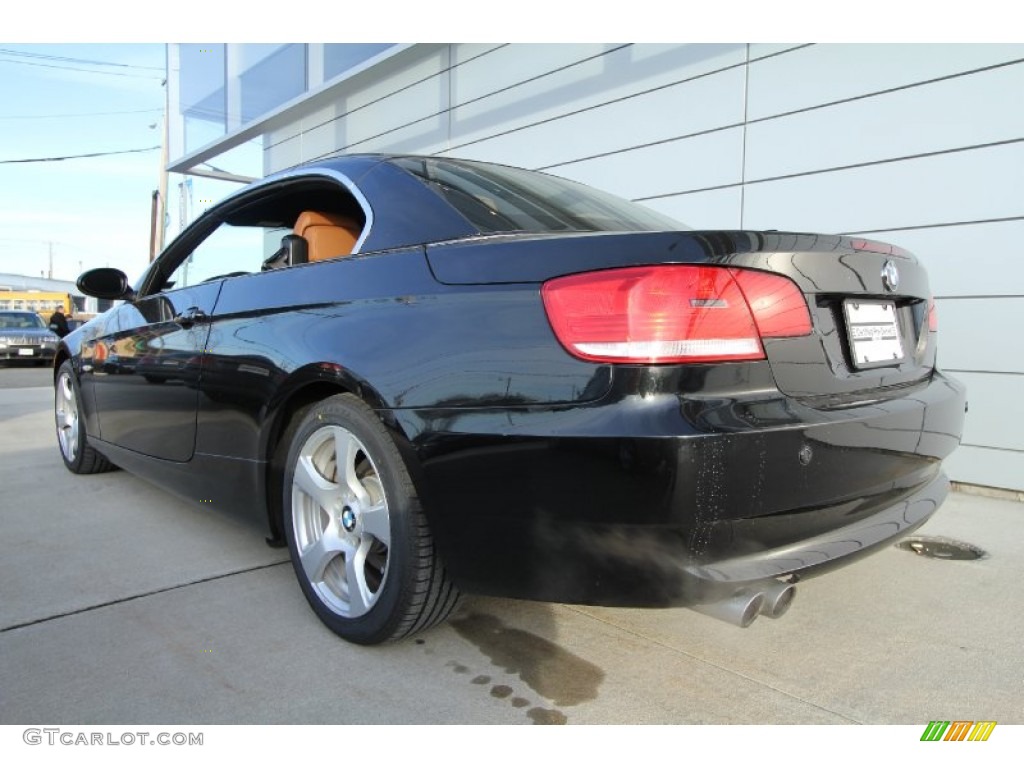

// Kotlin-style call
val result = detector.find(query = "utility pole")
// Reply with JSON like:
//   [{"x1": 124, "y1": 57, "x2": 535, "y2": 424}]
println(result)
[
  {"x1": 156, "y1": 96, "x2": 169, "y2": 254},
  {"x1": 151, "y1": 45, "x2": 171, "y2": 262},
  {"x1": 48, "y1": 242, "x2": 53, "y2": 279},
  {"x1": 179, "y1": 178, "x2": 191, "y2": 285},
  {"x1": 149, "y1": 190, "x2": 159, "y2": 260}
]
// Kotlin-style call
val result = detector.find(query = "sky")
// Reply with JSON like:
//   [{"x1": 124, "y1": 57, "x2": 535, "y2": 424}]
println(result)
[{"x1": 0, "y1": 44, "x2": 172, "y2": 284}]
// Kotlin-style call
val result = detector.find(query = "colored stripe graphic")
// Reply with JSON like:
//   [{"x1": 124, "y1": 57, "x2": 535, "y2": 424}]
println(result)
[
  {"x1": 968, "y1": 722, "x2": 997, "y2": 742},
  {"x1": 920, "y1": 721, "x2": 996, "y2": 742},
  {"x1": 945, "y1": 721, "x2": 973, "y2": 741}
]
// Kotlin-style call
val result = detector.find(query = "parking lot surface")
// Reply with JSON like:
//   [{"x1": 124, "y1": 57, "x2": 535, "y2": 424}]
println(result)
[{"x1": 1, "y1": 369, "x2": 1021, "y2": 725}]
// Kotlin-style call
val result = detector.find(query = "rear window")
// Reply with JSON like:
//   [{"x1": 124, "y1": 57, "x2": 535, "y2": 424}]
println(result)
[{"x1": 392, "y1": 157, "x2": 687, "y2": 235}]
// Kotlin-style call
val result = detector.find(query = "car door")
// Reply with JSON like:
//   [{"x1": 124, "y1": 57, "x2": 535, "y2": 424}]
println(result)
[
  {"x1": 89, "y1": 221, "x2": 269, "y2": 462},
  {"x1": 90, "y1": 283, "x2": 221, "y2": 461}
]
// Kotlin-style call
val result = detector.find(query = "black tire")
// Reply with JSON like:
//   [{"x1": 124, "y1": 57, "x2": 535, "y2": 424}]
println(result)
[
  {"x1": 281, "y1": 393, "x2": 460, "y2": 644},
  {"x1": 55, "y1": 361, "x2": 116, "y2": 474}
]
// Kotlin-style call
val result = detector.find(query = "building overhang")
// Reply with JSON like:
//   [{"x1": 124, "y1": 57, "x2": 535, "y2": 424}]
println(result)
[{"x1": 168, "y1": 43, "x2": 428, "y2": 180}]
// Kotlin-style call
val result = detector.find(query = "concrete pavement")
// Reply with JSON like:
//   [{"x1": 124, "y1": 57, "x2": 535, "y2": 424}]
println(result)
[{"x1": 1, "y1": 375, "x2": 1021, "y2": 725}]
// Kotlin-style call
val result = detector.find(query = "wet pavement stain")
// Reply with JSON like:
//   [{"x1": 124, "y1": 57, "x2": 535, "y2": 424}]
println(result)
[
  {"x1": 528, "y1": 707, "x2": 568, "y2": 725},
  {"x1": 439, "y1": 655, "x2": 538, "y2": 720},
  {"x1": 451, "y1": 613, "x2": 605, "y2": 707}
]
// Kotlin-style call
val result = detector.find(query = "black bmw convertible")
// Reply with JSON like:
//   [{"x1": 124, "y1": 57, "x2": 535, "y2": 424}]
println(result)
[{"x1": 54, "y1": 154, "x2": 966, "y2": 644}]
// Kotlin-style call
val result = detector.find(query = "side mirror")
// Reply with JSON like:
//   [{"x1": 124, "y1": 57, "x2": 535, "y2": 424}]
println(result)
[{"x1": 77, "y1": 268, "x2": 136, "y2": 301}]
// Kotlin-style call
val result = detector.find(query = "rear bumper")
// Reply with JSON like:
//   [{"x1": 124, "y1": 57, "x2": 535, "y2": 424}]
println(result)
[
  {"x1": 683, "y1": 469, "x2": 947, "y2": 585},
  {"x1": 393, "y1": 368, "x2": 967, "y2": 606}
]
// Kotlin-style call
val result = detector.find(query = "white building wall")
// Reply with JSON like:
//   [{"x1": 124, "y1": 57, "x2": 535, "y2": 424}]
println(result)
[{"x1": 263, "y1": 43, "x2": 1024, "y2": 492}]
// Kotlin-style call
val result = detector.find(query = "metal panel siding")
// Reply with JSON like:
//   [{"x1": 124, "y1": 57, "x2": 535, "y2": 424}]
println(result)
[
  {"x1": 264, "y1": 134, "x2": 302, "y2": 171},
  {"x1": 641, "y1": 187, "x2": 744, "y2": 230},
  {"x1": 340, "y1": 75, "x2": 449, "y2": 150},
  {"x1": 935, "y1": 298, "x2": 1024, "y2": 375},
  {"x1": 448, "y1": 43, "x2": 746, "y2": 152},
  {"x1": 552, "y1": 127, "x2": 744, "y2": 200},
  {"x1": 451, "y1": 44, "x2": 614, "y2": 106},
  {"x1": 953, "y1": 372, "x2": 1024, "y2": 453},
  {"x1": 451, "y1": 43, "x2": 505, "y2": 66},
  {"x1": 298, "y1": 121, "x2": 339, "y2": 161},
  {"x1": 447, "y1": 66, "x2": 746, "y2": 172},
  {"x1": 745, "y1": 63, "x2": 1024, "y2": 180},
  {"x1": 748, "y1": 44, "x2": 807, "y2": 59},
  {"x1": 746, "y1": 43, "x2": 1024, "y2": 120},
  {"x1": 299, "y1": 102, "x2": 343, "y2": 135},
  {"x1": 345, "y1": 115, "x2": 450, "y2": 156},
  {"x1": 943, "y1": 445, "x2": 1023, "y2": 493},
  {"x1": 741, "y1": 143, "x2": 1024, "y2": 234}
]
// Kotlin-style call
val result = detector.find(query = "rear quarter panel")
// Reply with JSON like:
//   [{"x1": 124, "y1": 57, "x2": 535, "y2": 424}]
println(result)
[{"x1": 198, "y1": 246, "x2": 609, "y2": 462}]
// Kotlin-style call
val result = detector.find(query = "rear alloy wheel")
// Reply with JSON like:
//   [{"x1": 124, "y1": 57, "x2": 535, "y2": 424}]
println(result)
[
  {"x1": 55, "y1": 361, "x2": 115, "y2": 474},
  {"x1": 282, "y1": 394, "x2": 460, "y2": 644}
]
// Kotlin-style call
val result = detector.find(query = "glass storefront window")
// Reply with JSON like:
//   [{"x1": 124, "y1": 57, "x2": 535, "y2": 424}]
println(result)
[
  {"x1": 178, "y1": 44, "x2": 226, "y2": 154},
  {"x1": 239, "y1": 44, "x2": 306, "y2": 123},
  {"x1": 169, "y1": 44, "x2": 399, "y2": 169}
]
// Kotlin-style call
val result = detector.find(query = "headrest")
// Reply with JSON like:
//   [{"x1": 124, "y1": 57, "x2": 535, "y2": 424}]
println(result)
[{"x1": 293, "y1": 211, "x2": 362, "y2": 261}]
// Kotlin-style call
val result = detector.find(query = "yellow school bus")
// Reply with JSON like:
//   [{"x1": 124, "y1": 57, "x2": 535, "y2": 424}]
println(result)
[{"x1": 0, "y1": 290, "x2": 73, "y2": 317}]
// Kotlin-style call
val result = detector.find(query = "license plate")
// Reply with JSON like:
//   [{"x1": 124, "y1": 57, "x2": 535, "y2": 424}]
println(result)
[
  {"x1": 18, "y1": 348, "x2": 35, "y2": 357},
  {"x1": 844, "y1": 300, "x2": 904, "y2": 368}
]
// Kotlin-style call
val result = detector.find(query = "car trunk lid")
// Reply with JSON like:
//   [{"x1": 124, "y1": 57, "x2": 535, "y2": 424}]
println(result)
[{"x1": 425, "y1": 230, "x2": 936, "y2": 400}]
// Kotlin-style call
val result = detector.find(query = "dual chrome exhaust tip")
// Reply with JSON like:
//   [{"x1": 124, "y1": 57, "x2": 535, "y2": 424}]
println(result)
[{"x1": 690, "y1": 579, "x2": 796, "y2": 628}]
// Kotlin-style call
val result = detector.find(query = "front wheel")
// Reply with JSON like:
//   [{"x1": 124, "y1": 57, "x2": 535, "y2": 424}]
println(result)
[
  {"x1": 55, "y1": 361, "x2": 115, "y2": 474},
  {"x1": 281, "y1": 394, "x2": 460, "y2": 644}
]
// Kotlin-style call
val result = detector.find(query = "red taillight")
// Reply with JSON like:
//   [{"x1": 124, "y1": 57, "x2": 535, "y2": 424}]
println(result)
[
  {"x1": 928, "y1": 298, "x2": 938, "y2": 332},
  {"x1": 541, "y1": 265, "x2": 811, "y2": 364}
]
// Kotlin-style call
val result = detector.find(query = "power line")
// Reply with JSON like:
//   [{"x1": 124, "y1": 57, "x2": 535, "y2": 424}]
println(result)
[
  {"x1": 0, "y1": 146, "x2": 160, "y2": 164},
  {"x1": 0, "y1": 57, "x2": 163, "y2": 80},
  {"x1": 0, "y1": 47, "x2": 164, "y2": 70},
  {"x1": 0, "y1": 108, "x2": 162, "y2": 120}
]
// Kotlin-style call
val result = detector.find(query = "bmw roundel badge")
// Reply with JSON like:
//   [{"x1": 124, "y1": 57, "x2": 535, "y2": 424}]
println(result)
[{"x1": 881, "y1": 260, "x2": 900, "y2": 292}]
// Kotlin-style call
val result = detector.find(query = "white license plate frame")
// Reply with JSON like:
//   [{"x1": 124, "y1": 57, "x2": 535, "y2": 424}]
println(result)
[{"x1": 844, "y1": 300, "x2": 905, "y2": 369}]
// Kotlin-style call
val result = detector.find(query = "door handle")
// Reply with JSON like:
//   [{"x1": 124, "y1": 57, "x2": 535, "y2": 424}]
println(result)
[{"x1": 173, "y1": 306, "x2": 207, "y2": 328}]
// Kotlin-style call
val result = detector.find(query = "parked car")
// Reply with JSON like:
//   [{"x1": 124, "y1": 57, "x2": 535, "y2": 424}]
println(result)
[
  {"x1": 56, "y1": 154, "x2": 966, "y2": 644},
  {"x1": 0, "y1": 310, "x2": 60, "y2": 365}
]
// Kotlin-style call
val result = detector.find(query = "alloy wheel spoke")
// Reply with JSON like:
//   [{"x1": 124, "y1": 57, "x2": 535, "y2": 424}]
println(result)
[
  {"x1": 359, "y1": 502, "x2": 390, "y2": 546},
  {"x1": 299, "y1": 525, "x2": 348, "y2": 584},
  {"x1": 293, "y1": 454, "x2": 341, "y2": 513},
  {"x1": 344, "y1": 539, "x2": 373, "y2": 615},
  {"x1": 333, "y1": 426, "x2": 370, "y2": 505}
]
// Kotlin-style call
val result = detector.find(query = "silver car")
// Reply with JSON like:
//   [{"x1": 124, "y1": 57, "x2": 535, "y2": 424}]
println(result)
[{"x1": 0, "y1": 311, "x2": 60, "y2": 366}]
